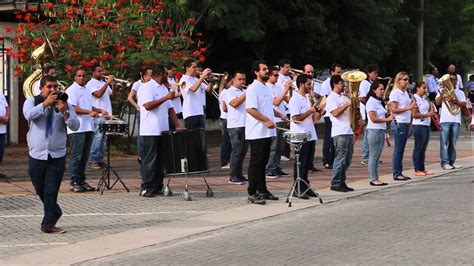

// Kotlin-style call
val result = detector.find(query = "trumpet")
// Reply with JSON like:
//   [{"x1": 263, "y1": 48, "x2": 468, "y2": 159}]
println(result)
[
  {"x1": 101, "y1": 75, "x2": 131, "y2": 87},
  {"x1": 196, "y1": 70, "x2": 230, "y2": 100}
]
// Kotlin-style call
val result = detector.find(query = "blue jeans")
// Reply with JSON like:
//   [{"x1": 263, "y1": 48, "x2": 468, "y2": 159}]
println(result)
[
  {"x1": 220, "y1": 119, "x2": 231, "y2": 166},
  {"x1": 266, "y1": 122, "x2": 286, "y2": 173},
  {"x1": 323, "y1": 117, "x2": 335, "y2": 165},
  {"x1": 89, "y1": 118, "x2": 106, "y2": 163},
  {"x1": 390, "y1": 122, "x2": 409, "y2": 178},
  {"x1": 29, "y1": 155, "x2": 65, "y2": 229},
  {"x1": 361, "y1": 120, "x2": 369, "y2": 162},
  {"x1": 412, "y1": 125, "x2": 430, "y2": 171},
  {"x1": 331, "y1": 135, "x2": 353, "y2": 186},
  {"x1": 228, "y1": 127, "x2": 248, "y2": 178},
  {"x1": 440, "y1": 122, "x2": 460, "y2": 166},
  {"x1": 136, "y1": 111, "x2": 143, "y2": 159},
  {"x1": 0, "y1": 133, "x2": 5, "y2": 164},
  {"x1": 70, "y1": 132, "x2": 94, "y2": 185},
  {"x1": 367, "y1": 129, "x2": 385, "y2": 181}
]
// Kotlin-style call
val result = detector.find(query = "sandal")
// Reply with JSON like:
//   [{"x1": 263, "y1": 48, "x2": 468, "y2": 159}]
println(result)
[{"x1": 393, "y1": 176, "x2": 409, "y2": 181}]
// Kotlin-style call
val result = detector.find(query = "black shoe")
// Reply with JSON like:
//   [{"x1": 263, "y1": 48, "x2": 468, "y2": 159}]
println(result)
[
  {"x1": 140, "y1": 189, "x2": 155, "y2": 197},
  {"x1": 310, "y1": 166, "x2": 322, "y2": 172},
  {"x1": 330, "y1": 185, "x2": 348, "y2": 192},
  {"x1": 0, "y1": 173, "x2": 8, "y2": 179},
  {"x1": 81, "y1": 181, "x2": 96, "y2": 192},
  {"x1": 70, "y1": 183, "x2": 85, "y2": 193},
  {"x1": 370, "y1": 181, "x2": 388, "y2": 186},
  {"x1": 276, "y1": 171, "x2": 289, "y2": 176},
  {"x1": 228, "y1": 177, "x2": 245, "y2": 185},
  {"x1": 342, "y1": 184, "x2": 354, "y2": 191},
  {"x1": 248, "y1": 194, "x2": 266, "y2": 205},
  {"x1": 305, "y1": 189, "x2": 319, "y2": 197},
  {"x1": 261, "y1": 192, "x2": 279, "y2": 200},
  {"x1": 265, "y1": 172, "x2": 279, "y2": 179},
  {"x1": 152, "y1": 187, "x2": 164, "y2": 196},
  {"x1": 238, "y1": 175, "x2": 248, "y2": 182},
  {"x1": 137, "y1": 158, "x2": 142, "y2": 164},
  {"x1": 293, "y1": 192, "x2": 309, "y2": 199}
]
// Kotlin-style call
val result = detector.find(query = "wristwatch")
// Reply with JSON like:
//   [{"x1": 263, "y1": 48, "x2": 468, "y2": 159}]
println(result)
[{"x1": 64, "y1": 110, "x2": 70, "y2": 117}]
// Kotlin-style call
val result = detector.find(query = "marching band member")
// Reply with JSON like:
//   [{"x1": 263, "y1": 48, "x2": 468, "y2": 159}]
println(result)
[
  {"x1": 365, "y1": 81, "x2": 392, "y2": 186},
  {"x1": 326, "y1": 75, "x2": 354, "y2": 192},
  {"x1": 23, "y1": 75, "x2": 79, "y2": 233},
  {"x1": 447, "y1": 64, "x2": 463, "y2": 90},
  {"x1": 426, "y1": 66, "x2": 440, "y2": 101},
  {"x1": 266, "y1": 66, "x2": 290, "y2": 178},
  {"x1": 289, "y1": 74, "x2": 321, "y2": 199},
  {"x1": 165, "y1": 62, "x2": 183, "y2": 130},
  {"x1": 0, "y1": 88, "x2": 9, "y2": 178},
  {"x1": 411, "y1": 81, "x2": 435, "y2": 176},
  {"x1": 66, "y1": 69, "x2": 106, "y2": 193},
  {"x1": 179, "y1": 60, "x2": 212, "y2": 129},
  {"x1": 358, "y1": 64, "x2": 378, "y2": 165},
  {"x1": 33, "y1": 63, "x2": 56, "y2": 96},
  {"x1": 219, "y1": 83, "x2": 231, "y2": 170},
  {"x1": 87, "y1": 65, "x2": 113, "y2": 169},
  {"x1": 304, "y1": 64, "x2": 323, "y2": 172},
  {"x1": 137, "y1": 65, "x2": 182, "y2": 197},
  {"x1": 128, "y1": 66, "x2": 153, "y2": 163},
  {"x1": 245, "y1": 61, "x2": 286, "y2": 205},
  {"x1": 320, "y1": 63, "x2": 342, "y2": 169},
  {"x1": 223, "y1": 71, "x2": 248, "y2": 184},
  {"x1": 388, "y1": 71, "x2": 416, "y2": 181},
  {"x1": 436, "y1": 74, "x2": 467, "y2": 170},
  {"x1": 276, "y1": 59, "x2": 292, "y2": 161}
]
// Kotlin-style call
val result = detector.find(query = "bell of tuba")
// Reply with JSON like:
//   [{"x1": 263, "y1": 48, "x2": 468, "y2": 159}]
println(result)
[
  {"x1": 438, "y1": 74, "x2": 461, "y2": 115},
  {"x1": 341, "y1": 70, "x2": 367, "y2": 132}
]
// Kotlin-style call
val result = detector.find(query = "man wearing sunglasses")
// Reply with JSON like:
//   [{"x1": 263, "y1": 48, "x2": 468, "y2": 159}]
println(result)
[{"x1": 23, "y1": 75, "x2": 79, "y2": 233}]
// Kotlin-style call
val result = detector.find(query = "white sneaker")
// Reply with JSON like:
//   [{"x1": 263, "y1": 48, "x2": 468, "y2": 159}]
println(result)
[
  {"x1": 451, "y1": 164, "x2": 462, "y2": 169},
  {"x1": 221, "y1": 163, "x2": 230, "y2": 169},
  {"x1": 361, "y1": 161, "x2": 368, "y2": 165},
  {"x1": 280, "y1": 156, "x2": 290, "y2": 162},
  {"x1": 442, "y1": 164, "x2": 454, "y2": 170}
]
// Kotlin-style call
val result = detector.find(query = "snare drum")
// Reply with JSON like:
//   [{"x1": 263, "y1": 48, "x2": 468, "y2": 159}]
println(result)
[
  {"x1": 282, "y1": 131, "x2": 310, "y2": 143},
  {"x1": 99, "y1": 120, "x2": 129, "y2": 136}
]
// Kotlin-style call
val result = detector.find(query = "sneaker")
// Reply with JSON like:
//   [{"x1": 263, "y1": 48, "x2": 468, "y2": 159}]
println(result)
[
  {"x1": 228, "y1": 177, "x2": 244, "y2": 185},
  {"x1": 324, "y1": 163, "x2": 333, "y2": 169},
  {"x1": 81, "y1": 182, "x2": 96, "y2": 192},
  {"x1": 221, "y1": 163, "x2": 230, "y2": 169},
  {"x1": 140, "y1": 189, "x2": 154, "y2": 197},
  {"x1": 276, "y1": 171, "x2": 289, "y2": 176},
  {"x1": 238, "y1": 175, "x2": 248, "y2": 182},
  {"x1": 87, "y1": 162, "x2": 101, "y2": 169},
  {"x1": 361, "y1": 160, "x2": 368, "y2": 165},
  {"x1": 442, "y1": 164, "x2": 454, "y2": 170},
  {"x1": 248, "y1": 194, "x2": 266, "y2": 205},
  {"x1": 280, "y1": 156, "x2": 290, "y2": 162},
  {"x1": 70, "y1": 183, "x2": 85, "y2": 193},
  {"x1": 451, "y1": 164, "x2": 462, "y2": 169},
  {"x1": 265, "y1": 172, "x2": 279, "y2": 179},
  {"x1": 261, "y1": 191, "x2": 279, "y2": 200}
]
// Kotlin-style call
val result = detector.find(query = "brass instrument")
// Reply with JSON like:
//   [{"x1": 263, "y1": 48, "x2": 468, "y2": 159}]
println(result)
[
  {"x1": 438, "y1": 74, "x2": 461, "y2": 115},
  {"x1": 378, "y1": 76, "x2": 393, "y2": 101},
  {"x1": 22, "y1": 36, "x2": 54, "y2": 98},
  {"x1": 197, "y1": 71, "x2": 229, "y2": 100},
  {"x1": 341, "y1": 70, "x2": 367, "y2": 131},
  {"x1": 101, "y1": 75, "x2": 131, "y2": 87},
  {"x1": 289, "y1": 68, "x2": 324, "y2": 85}
]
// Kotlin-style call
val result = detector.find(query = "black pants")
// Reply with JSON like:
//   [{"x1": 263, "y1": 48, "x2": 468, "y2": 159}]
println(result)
[
  {"x1": 184, "y1": 115, "x2": 205, "y2": 129},
  {"x1": 322, "y1": 117, "x2": 335, "y2": 165},
  {"x1": 29, "y1": 155, "x2": 65, "y2": 229},
  {"x1": 140, "y1": 136, "x2": 164, "y2": 191},
  {"x1": 294, "y1": 140, "x2": 315, "y2": 191},
  {"x1": 248, "y1": 138, "x2": 272, "y2": 195}
]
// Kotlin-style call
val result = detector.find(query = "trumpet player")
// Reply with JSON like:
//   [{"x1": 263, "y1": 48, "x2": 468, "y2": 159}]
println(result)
[
  {"x1": 179, "y1": 60, "x2": 213, "y2": 129},
  {"x1": 358, "y1": 64, "x2": 378, "y2": 165},
  {"x1": 165, "y1": 62, "x2": 183, "y2": 130},
  {"x1": 86, "y1": 65, "x2": 113, "y2": 170},
  {"x1": 435, "y1": 74, "x2": 467, "y2": 170},
  {"x1": 276, "y1": 59, "x2": 292, "y2": 161}
]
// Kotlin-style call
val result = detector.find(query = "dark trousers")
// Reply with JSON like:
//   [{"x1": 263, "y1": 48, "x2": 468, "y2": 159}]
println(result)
[
  {"x1": 0, "y1": 133, "x2": 5, "y2": 163},
  {"x1": 323, "y1": 117, "x2": 335, "y2": 165},
  {"x1": 70, "y1": 132, "x2": 94, "y2": 185},
  {"x1": 184, "y1": 115, "x2": 205, "y2": 129},
  {"x1": 248, "y1": 138, "x2": 272, "y2": 195},
  {"x1": 294, "y1": 140, "x2": 315, "y2": 191},
  {"x1": 412, "y1": 125, "x2": 430, "y2": 171},
  {"x1": 220, "y1": 119, "x2": 232, "y2": 166},
  {"x1": 29, "y1": 155, "x2": 65, "y2": 229},
  {"x1": 140, "y1": 136, "x2": 164, "y2": 191},
  {"x1": 228, "y1": 127, "x2": 248, "y2": 178}
]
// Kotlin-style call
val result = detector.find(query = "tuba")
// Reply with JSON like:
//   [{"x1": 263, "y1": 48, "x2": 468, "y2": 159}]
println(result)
[
  {"x1": 22, "y1": 37, "x2": 54, "y2": 98},
  {"x1": 438, "y1": 74, "x2": 461, "y2": 115},
  {"x1": 341, "y1": 70, "x2": 367, "y2": 132}
]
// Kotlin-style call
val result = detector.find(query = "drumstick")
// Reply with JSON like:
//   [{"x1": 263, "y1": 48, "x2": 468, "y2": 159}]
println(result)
[{"x1": 276, "y1": 127, "x2": 289, "y2": 132}]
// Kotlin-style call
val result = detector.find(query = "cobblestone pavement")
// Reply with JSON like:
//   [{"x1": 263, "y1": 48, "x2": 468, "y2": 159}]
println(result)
[{"x1": 84, "y1": 167, "x2": 474, "y2": 265}]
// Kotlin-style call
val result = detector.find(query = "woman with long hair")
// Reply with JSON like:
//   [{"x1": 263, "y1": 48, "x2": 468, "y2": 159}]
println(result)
[
  {"x1": 411, "y1": 81, "x2": 435, "y2": 176},
  {"x1": 388, "y1": 72, "x2": 416, "y2": 181},
  {"x1": 365, "y1": 81, "x2": 392, "y2": 185}
]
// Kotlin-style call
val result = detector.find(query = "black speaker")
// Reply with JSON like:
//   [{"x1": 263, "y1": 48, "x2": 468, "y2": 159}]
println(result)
[{"x1": 160, "y1": 129, "x2": 208, "y2": 174}]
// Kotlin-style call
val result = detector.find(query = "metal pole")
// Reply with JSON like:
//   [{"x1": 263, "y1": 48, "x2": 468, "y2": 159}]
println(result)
[{"x1": 416, "y1": 0, "x2": 424, "y2": 82}]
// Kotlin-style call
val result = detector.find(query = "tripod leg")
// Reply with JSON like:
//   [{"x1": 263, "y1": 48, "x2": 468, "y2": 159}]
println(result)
[
  {"x1": 203, "y1": 175, "x2": 213, "y2": 197},
  {"x1": 163, "y1": 176, "x2": 173, "y2": 196},
  {"x1": 109, "y1": 168, "x2": 129, "y2": 192}
]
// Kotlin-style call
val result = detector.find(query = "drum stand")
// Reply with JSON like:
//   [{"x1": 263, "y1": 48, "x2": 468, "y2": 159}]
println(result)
[
  {"x1": 285, "y1": 140, "x2": 323, "y2": 207},
  {"x1": 97, "y1": 135, "x2": 130, "y2": 194}
]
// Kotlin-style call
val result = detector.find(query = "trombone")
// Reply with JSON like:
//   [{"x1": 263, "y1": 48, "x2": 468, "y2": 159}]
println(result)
[
  {"x1": 197, "y1": 71, "x2": 230, "y2": 100},
  {"x1": 288, "y1": 68, "x2": 324, "y2": 84},
  {"x1": 101, "y1": 75, "x2": 131, "y2": 87}
]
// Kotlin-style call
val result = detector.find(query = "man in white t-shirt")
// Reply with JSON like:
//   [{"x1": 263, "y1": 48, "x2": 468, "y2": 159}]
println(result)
[
  {"x1": 320, "y1": 63, "x2": 342, "y2": 169},
  {"x1": 137, "y1": 65, "x2": 182, "y2": 197},
  {"x1": 276, "y1": 59, "x2": 292, "y2": 161},
  {"x1": 435, "y1": 74, "x2": 467, "y2": 170},
  {"x1": 358, "y1": 64, "x2": 378, "y2": 165},
  {"x1": 266, "y1": 66, "x2": 290, "y2": 178},
  {"x1": 179, "y1": 60, "x2": 212, "y2": 129},
  {"x1": 326, "y1": 75, "x2": 355, "y2": 192},
  {"x1": 0, "y1": 91, "x2": 9, "y2": 179},
  {"x1": 66, "y1": 69, "x2": 107, "y2": 193},
  {"x1": 447, "y1": 64, "x2": 463, "y2": 90},
  {"x1": 289, "y1": 74, "x2": 322, "y2": 199},
  {"x1": 127, "y1": 66, "x2": 153, "y2": 163},
  {"x1": 32, "y1": 63, "x2": 56, "y2": 97},
  {"x1": 245, "y1": 61, "x2": 287, "y2": 204},
  {"x1": 165, "y1": 62, "x2": 183, "y2": 129},
  {"x1": 87, "y1": 65, "x2": 113, "y2": 169}
]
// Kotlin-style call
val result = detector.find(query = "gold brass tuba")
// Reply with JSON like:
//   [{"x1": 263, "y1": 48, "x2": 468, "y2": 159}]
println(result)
[
  {"x1": 22, "y1": 36, "x2": 55, "y2": 98},
  {"x1": 438, "y1": 74, "x2": 461, "y2": 115},
  {"x1": 341, "y1": 70, "x2": 367, "y2": 132}
]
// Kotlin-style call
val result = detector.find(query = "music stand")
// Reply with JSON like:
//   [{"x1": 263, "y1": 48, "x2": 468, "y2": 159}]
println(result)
[{"x1": 284, "y1": 135, "x2": 323, "y2": 207}]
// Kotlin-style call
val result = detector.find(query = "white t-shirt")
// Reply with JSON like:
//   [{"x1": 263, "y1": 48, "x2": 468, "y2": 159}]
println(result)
[
  {"x1": 267, "y1": 83, "x2": 286, "y2": 123},
  {"x1": 87, "y1": 78, "x2": 113, "y2": 115},
  {"x1": 358, "y1": 79, "x2": 372, "y2": 120},
  {"x1": 219, "y1": 89, "x2": 228, "y2": 120},
  {"x1": 456, "y1": 74, "x2": 463, "y2": 90},
  {"x1": 168, "y1": 77, "x2": 182, "y2": 114},
  {"x1": 436, "y1": 89, "x2": 466, "y2": 124},
  {"x1": 289, "y1": 91, "x2": 317, "y2": 141},
  {"x1": 389, "y1": 88, "x2": 412, "y2": 123},
  {"x1": 412, "y1": 94, "x2": 431, "y2": 126},
  {"x1": 277, "y1": 74, "x2": 292, "y2": 115},
  {"x1": 33, "y1": 81, "x2": 41, "y2": 96},
  {"x1": 0, "y1": 93, "x2": 8, "y2": 134},
  {"x1": 131, "y1": 80, "x2": 143, "y2": 92},
  {"x1": 245, "y1": 80, "x2": 276, "y2": 140},
  {"x1": 179, "y1": 75, "x2": 206, "y2": 119},
  {"x1": 313, "y1": 82, "x2": 322, "y2": 96},
  {"x1": 223, "y1": 86, "x2": 246, "y2": 128},
  {"x1": 320, "y1": 77, "x2": 332, "y2": 117},
  {"x1": 326, "y1": 91, "x2": 353, "y2": 137},
  {"x1": 366, "y1": 97, "x2": 387, "y2": 130},
  {"x1": 137, "y1": 79, "x2": 173, "y2": 136},
  {"x1": 66, "y1": 82, "x2": 95, "y2": 134}
]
